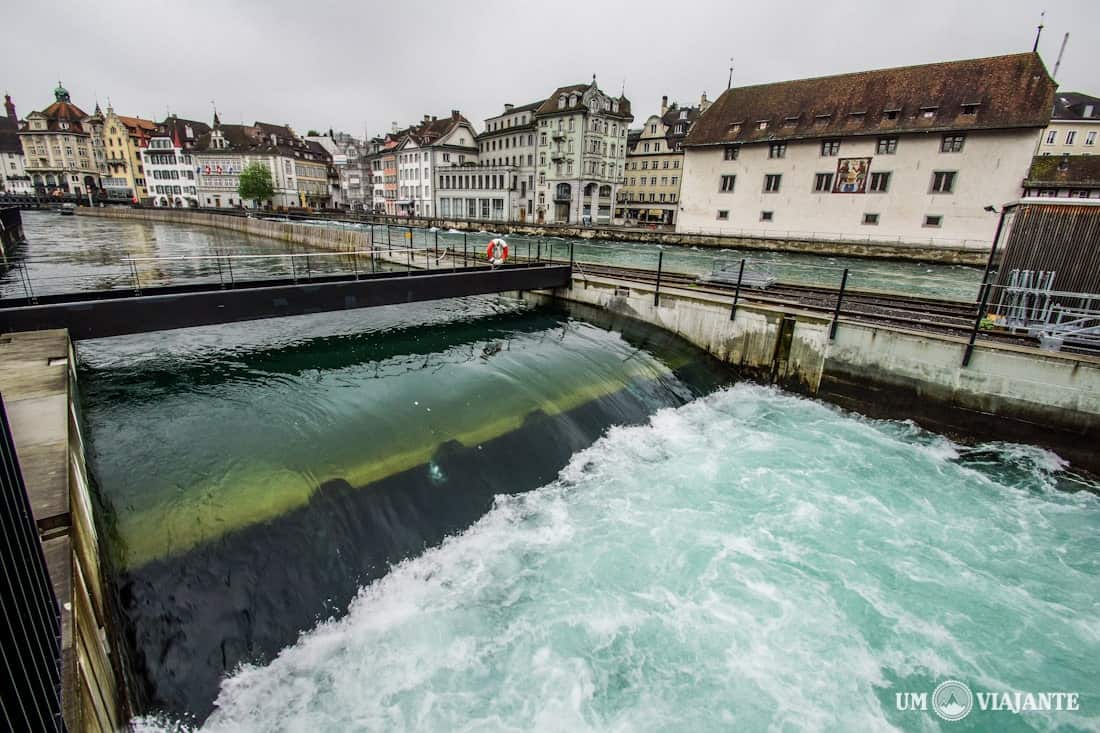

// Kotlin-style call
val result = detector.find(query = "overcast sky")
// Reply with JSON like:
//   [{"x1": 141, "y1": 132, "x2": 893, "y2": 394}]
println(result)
[{"x1": 3, "y1": 0, "x2": 1097, "y2": 139}]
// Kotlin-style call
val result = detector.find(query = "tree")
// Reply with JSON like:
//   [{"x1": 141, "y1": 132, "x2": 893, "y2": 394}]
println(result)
[
  {"x1": 238, "y1": 163, "x2": 275, "y2": 208},
  {"x1": 306, "y1": 129, "x2": 320, "y2": 137}
]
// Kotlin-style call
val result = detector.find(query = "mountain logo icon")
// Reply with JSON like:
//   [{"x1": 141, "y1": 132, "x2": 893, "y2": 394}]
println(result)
[{"x1": 932, "y1": 680, "x2": 974, "y2": 722}]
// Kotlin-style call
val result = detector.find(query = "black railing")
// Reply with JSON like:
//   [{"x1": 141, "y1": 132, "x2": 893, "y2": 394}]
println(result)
[{"x1": 0, "y1": 393, "x2": 65, "y2": 732}]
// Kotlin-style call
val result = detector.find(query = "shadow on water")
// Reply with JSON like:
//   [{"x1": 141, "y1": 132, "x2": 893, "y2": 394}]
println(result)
[{"x1": 80, "y1": 298, "x2": 733, "y2": 720}]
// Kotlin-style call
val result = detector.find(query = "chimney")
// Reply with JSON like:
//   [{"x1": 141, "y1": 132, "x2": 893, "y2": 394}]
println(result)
[
  {"x1": 451, "y1": 109, "x2": 460, "y2": 119},
  {"x1": 423, "y1": 114, "x2": 431, "y2": 123},
  {"x1": 3, "y1": 94, "x2": 15, "y2": 122},
  {"x1": 699, "y1": 91, "x2": 710, "y2": 112},
  {"x1": 660, "y1": 95, "x2": 668, "y2": 116},
  {"x1": 504, "y1": 103, "x2": 514, "y2": 112}
]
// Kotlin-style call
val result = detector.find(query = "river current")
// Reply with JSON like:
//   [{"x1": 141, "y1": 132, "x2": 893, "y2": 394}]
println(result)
[{"x1": 6, "y1": 212, "x2": 1096, "y2": 731}]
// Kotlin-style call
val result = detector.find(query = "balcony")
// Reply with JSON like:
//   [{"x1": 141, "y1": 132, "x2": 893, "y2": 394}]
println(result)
[
  {"x1": 552, "y1": 130, "x2": 566, "y2": 141},
  {"x1": 551, "y1": 152, "x2": 567, "y2": 162}
]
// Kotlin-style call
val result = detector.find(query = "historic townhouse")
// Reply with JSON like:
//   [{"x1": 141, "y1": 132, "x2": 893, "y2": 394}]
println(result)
[
  {"x1": 193, "y1": 116, "x2": 333, "y2": 208},
  {"x1": 619, "y1": 94, "x2": 708, "y2": 226},
  {"x1": 0, "y1": 95, "x2": 31, "y2": 193},
  {"x1": 19, "y1": 82, "x2": 104, "y2": 196},
  {"x1": 1036, "y1": 92, "x2": 1099, "y2": 156},
  {"x1": 141, "y1": 115, "x2": 210, "y2": 207},
  {"x1": 458, "y1": 100, "x2": 541, "y2": 222},
  {"x1": 101, "y1": 107, "x2": 157, "y2": 199},
  {"x1": 678, "y1": 53, "x2": 1055, "y2": 246},
  {"x1": 395, "y1": 111, "x2": 478, "y2": 217},
  {"x1": 533, "y1": 80, "x2": 632, "y2": 224}
]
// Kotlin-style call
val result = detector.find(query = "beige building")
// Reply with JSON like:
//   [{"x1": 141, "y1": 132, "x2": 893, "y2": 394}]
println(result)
[
  {"x1": 1036, "y1": 92, "x2": 1099, "y2": 156},
  {"x1": 101, "y1": 107, "x2": 158, "y2": 199},
  {"x1": 19, "y1": 82, "x2": 104, "y2": 196},
  {"x1": 678, "y1": 53, "x2": 1055, "y2": 248},
  {"x1": 618, "y1": 94, "x2": 707, "y2": 226}
]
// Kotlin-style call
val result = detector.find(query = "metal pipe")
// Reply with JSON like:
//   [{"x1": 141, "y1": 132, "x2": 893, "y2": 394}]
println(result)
[
  {"x1": 963, "y1": 279, "x2": 995, "y2": 367},
  {"x1": 829, "y1": 268, "x2": 849, "y2": 340},
  {"x1": 654, "y1": 251, "x2": 663, "y2": 306},
  {"x1": 729, "y1": 258, "x2": 745, "y2": 320}
]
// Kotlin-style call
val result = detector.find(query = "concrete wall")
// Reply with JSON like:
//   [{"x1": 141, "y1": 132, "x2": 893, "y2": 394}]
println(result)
[
  {"x1": 0, "y1": 330, "x2": 128, "y2": 731},
  {"x1": 77, "y1": 206, "x2": 374, "y2": 253},
  {"x1": 677, "y1": 128, "x2": 1039, "y2": 249},
  {"x1": 532, "y1": 273, "x2": 1100, "y2": 470}
]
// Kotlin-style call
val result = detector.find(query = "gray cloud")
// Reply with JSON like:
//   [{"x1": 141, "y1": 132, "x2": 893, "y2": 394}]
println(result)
[{"x1": 3, "y1": 0, "x2": 1096, "y2": 136}]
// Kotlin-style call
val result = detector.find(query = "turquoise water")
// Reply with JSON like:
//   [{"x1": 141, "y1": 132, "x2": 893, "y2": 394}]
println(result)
[{"x1": 137, "y1": 385, "x2": 1099, "y2": 732}]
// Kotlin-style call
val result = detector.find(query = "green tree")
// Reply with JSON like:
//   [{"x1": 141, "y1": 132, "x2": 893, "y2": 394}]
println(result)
[
  {"x1": 238, "y1": 163, "x2": 275, "y2": 208},
  {"x1": 307, "y1": 129, "x2": 320, "y2": 137}
]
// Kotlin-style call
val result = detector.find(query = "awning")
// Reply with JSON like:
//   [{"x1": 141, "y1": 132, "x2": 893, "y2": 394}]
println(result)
[{"x1": 648, "y1": 209, "x2": 664, "y2": 217}]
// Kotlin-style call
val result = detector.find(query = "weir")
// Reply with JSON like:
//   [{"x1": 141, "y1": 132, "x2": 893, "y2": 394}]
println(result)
[{"x1": 527, "y1": 269, "x2": 1100, "y2": 471}]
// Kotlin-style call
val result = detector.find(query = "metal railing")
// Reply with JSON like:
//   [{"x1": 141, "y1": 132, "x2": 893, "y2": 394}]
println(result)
[
  {"x1": 983, "y1": 271, "x2": 1100, "y2": 353},
  {"x1": 0, "y1": 393, "x2": 65, "y2": 732}
]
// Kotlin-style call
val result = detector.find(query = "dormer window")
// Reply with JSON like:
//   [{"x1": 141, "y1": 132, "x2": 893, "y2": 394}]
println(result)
[
  {"x1": 679, "y1": 110, "x2": 688, "y2": 120},
  {"x1": 569, "y1": 94, "x2": 578, "y2": 107},
  {"x1": 960, "y1": 103, "x2": 979, "y2": 116},
  {"x1": 920, "y1": 106, "x2": 938, "y2": 118},
  {"x1": 848, "y1": 111, "x2": 866, "y2": 121},
  {"x1": 783, "y1": 115, "x2": 800, "y2": 128},
  {"x1": 756, "y1": 120, "x2": 768, "y2": 130},
  {"x1": 729, "y1": 122, "x2": 743, "y2": 135},
  {"x1": 558, "y1": 95, "x2": 566, "y2": 109},
  {"x1": 883, "y1": 107, "x2": 901, "y2": 121},
  {"x1": 814, "y1": 113, "x2": 831, "y2": 126}
]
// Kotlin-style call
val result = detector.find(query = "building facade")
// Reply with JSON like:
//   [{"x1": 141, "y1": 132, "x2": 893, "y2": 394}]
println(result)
[
  {"x1": 19, "y1": 83, "x2": 104, "y2": 196},
  {"x1": 394, "y1": 111, "x2": 478, "y2": 217},
  {"x1": 1023, "y1": 155, "x2": 1100, "y2": 199},
  {"x1": 618, "y1": 94, "x2": 707, "y2": 226},
  {"x1": 533, "y1": 80, "x2": 632, "y2": 224},
  {"x1": 194, "y1": 117, "x2": 332, "y2": 208},
  {"x1": 678, "y1": 53, "x2": 1055, "y2": 247},
  {"x1": 1036, "y1": 92, "x2": 1099, "y2": 156},
  {"x1": 473, "y1": 100, "x2": 541, "y2": 221},
  {"x1": 101, "y1": 108, "x2": 157, "y2": 199},
  {"x1": 141, "y1": 116, "x2": 210, "y2": 207},
  {"x1": 0, "y1": 94, "x2": 31, "y2": 193}
]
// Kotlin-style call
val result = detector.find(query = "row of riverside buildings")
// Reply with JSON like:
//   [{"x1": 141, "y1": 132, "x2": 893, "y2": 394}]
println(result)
[{"x1": 2, "y1": 52, "x2": 1097, "y2": 247}]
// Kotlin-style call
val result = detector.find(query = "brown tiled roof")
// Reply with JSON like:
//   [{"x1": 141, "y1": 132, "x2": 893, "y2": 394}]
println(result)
[
  {"x1": 194, "y1": 123, "x2": 329, "y2": 162},
  {"x1": 156, "y1": 116, "x2": 211, "y2": 148},
  {"x1": 1051, "y1": 92, "x2": 1100, "y2": 122},
  {"x1": 685, "y1": 52, "x2": 1055, "y2": 147},
  {"x1": 31, "y1": 100, "x2": 91, "y2": 133},
  {"x1": 118, "y1": 115, "x2": 157, "y2": 133},
  {"x1": 1025, "y1": 155, "x2": 1100, "y2": 188},
  {"x1": 535, "y1": 84, "x2": 632, "y2": 120}
]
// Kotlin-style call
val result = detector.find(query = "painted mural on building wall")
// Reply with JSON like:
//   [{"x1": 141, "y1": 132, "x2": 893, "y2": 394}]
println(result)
[{"x1": 832, "y1": 157, "x2": 871, "y2": 193}]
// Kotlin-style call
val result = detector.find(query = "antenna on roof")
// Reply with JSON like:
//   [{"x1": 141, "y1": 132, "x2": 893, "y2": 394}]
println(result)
[
  {"x1": 1032, "y1": 10, "x2": 1045, "y2": 53},
  {"x1": 728, "y1": 58, "x2": 734, "y2": 90},
  {"x1": 1052, "y1": 32, "x2": 1069, "y2": 78}
]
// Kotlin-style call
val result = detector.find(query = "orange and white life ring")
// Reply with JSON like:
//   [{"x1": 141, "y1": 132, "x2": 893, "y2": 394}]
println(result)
[{"x1": 487, "y1": 238, "x2": 508, "y2": 265}]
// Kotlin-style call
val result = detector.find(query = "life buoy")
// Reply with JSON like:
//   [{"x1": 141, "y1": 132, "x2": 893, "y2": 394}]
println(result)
[{"x1": 486, "y1": 238, "x2": 508, "y2": 265}]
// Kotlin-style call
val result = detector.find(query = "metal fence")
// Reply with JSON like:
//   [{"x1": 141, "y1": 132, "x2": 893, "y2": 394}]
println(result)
[{"x1": 0, "y1": 393, "x2": 65, "y2": 732}]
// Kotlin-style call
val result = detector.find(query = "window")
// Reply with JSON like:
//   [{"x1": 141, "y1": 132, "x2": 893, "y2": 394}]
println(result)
[
  {"x1": 720, "y1": 174, "x2": 736, "y2": 192},
  {"x1": 883, "y1": 109, "x2": 900, "y2": 121},
  {"x1": 1044, "y1": 130, "x2": 1057, "y2": 144},
  {"x1": 931, "y1": 171, "x2": 956, "y2": 193},
  {"x1": 941, "y1": 134, "x2": 966, "y2": 153},
  {"x1": 921, "y1": 107, "x2": 938, "y2": 118},
  {"x1": 1087, "y1": 132, "x2": 1097, "y2": 146},
  {"x1": 924, "y1": 215, "x2": 942, "y2": 227},
  {"x1": 814, "y1": 172, "x2": 833, "y2": 192},
  {"x1": 760, "y1": 211, "x2": 773, "y2": 221},
  {"x1": 961, "y1": 104, "x2": 978, "y2": 116},
  {"x1": 876, "y1": 137, "x2": 897, "y2": 154},
  {"x1": 769, "y1": 143, "x2": 786, "y2": 158},
  {"x1": 1066, "y1": 131, "x2": 1077, "y2": 145},
  {"x1": 649, "y1": 124, "x2": 657, "y2": 133},
  {"x1": 764, "y1": 173, "x2": 782, "y2": 192},
  {"x1": 716, "y1": 210, "x2": 729, "y2": 220},
  {"x1": 863, "y1": 213, "x2": 879, "y2": 225},
  {"x1": 821, "y1": 140, "x2": 840, "y2": 156},
  {"x1": 723, "y1": 145, "x2": 739, "y2": 160},
  {"x1": 869, "y1": 171, "x2": 891, "y2": 192}
]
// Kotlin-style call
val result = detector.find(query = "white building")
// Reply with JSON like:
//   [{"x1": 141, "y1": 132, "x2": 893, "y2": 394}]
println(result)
[
  {"x1": 1036, "y1": 92, "x2": 1099, "y2": 156},
  {"x1": 471, "y1": 100, "x2": 541, "y2": 221},
  {"x1": 1, "y1": 95, "x2": 30, "y2": 193},
  {"x1": 141, "y1": 116, "x2": 209, "y2": 207},
  {"x1": 678, "y1": 53, "x2": 1056, "y2": 248},
  {"x1": 194, "y1": 117, "x2": 332, "y2": 208},
  {"x1": 436, "y1": 166, "x2": 515, "y2": 221},
  {"x1": 531, "y1": 80, "x2": 633, "y2": 225},
  {"x1": 394, "y1": 112, "x2": 478, "y2": 217}
]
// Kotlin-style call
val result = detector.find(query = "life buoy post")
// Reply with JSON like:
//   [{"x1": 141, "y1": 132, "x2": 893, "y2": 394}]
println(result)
[{"x1": 487, "y1": 238, "x2": 509, "y2": 267}]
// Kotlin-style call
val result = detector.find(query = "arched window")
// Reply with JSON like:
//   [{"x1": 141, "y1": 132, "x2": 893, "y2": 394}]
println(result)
[
  {"x1": 555, "y1": 182, "x2": 571, "y2": 200},
  {"x1": 599, "y1": 184, "x2": 611, "y2": 197}
]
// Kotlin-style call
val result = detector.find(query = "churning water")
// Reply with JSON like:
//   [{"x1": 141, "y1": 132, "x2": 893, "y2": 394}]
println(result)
[{"x1": 131, "y1": 385, "x2": 1099, "y2": 732}]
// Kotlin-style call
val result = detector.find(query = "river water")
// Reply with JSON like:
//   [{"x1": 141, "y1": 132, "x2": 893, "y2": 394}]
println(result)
[{"x1": 6, "y1": 212, "x2": 1097, "y2": 731}]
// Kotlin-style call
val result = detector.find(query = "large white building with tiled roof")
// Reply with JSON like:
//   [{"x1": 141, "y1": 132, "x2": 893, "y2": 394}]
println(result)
[
  {"x1": 18, "y1": 82, "x2": 105, "y2": 196},
  {"x1": 395, "y1": 111, "x2": 478, "y2": 217},
  {"x1": 533, "y1": 79, "x2": 633, "y2": 225},
  {"x1": 677, "y1": 53, "x2": 1056, "y2": 248}
]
